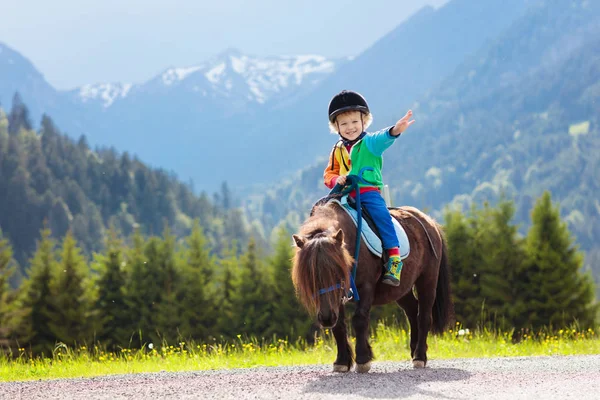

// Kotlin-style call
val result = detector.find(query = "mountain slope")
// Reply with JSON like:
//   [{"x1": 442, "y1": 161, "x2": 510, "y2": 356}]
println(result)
[
  {"x1": 0, "y1": 43, "x2": 72, "y2": 124},
  {"x1": 0, "y1": 44, "x2": 345, "y2": 189},
  {"x1": 244, "y1": 0, "x2": 600, "y2": 285},
  {"x1": 240, "y1": 0, "x2": 538, "y2": 188},
  {"x1": 0, "y1": 105, "x2": 250, "y2": 280}
]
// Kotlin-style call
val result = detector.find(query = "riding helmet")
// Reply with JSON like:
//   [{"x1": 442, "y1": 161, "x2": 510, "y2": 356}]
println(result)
[{"x1": 328, "y1": 90, "x2": 370, "y2": 122}]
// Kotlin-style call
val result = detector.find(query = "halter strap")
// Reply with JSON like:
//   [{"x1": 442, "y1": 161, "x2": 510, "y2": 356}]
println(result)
[{"x1": 317, "y1": 283, "x2": 342, "y2": 295}]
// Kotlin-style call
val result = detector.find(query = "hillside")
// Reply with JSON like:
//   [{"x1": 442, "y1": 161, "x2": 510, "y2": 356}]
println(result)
[
  {"x1": 244, "y1": 0, "x2": 600, "y2": 286},
  {"x1": 0, "y1": 0, "x2": 534, "y2": 191},
  {"x1": 0, "y1": 101, "x2": 249, "y2": 282}
]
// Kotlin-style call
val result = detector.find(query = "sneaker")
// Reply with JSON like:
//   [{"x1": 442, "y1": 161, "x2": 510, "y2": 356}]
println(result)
[{"x1": 382, "y1": 256, "x2": 403, "y2": 286}]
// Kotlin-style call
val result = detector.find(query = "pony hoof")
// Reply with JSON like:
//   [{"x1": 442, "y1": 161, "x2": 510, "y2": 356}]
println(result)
[
  {"x1": 412, "y1": 360, "x2": 426, "y2": 369},
  {"x1": 355, "y1": 362, "x2": 372, "y2": 373},
  {"x1": 333, "y1": 364, "x2": 350, "y2": 373}
]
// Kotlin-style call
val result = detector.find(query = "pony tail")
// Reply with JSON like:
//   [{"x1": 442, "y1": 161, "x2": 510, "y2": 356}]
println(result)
[{"x1": 431, "y1": 230, "x2": 455, "y2": 334}]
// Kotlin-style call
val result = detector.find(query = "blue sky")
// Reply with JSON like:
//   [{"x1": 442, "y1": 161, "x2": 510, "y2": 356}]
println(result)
[{"x1": 1, "y1": 0, "x2": 447, "y2": 90}]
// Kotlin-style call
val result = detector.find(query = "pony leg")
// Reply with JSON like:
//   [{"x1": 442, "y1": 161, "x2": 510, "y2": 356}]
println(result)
[
  {"x1": 396, "y1": 292, "x2": 419, "y2": 359},
  {"x1": 332, "y1": 305, "x2": 354, "y2": 372},
  {"x1": 352, "y1": 290, "x2": 374, "y2": 373},
  {"x1": 413, "y1": 281, "x2": 435, "y2": 368}
]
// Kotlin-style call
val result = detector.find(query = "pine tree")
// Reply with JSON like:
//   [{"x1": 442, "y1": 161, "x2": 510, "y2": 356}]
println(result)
[
  {"x1": 123, "y1": 231, "x2": 161, "y2": 347},
  {"x1": 153, "y1": 229, "x2": 181, "y2": 344},
  {"x1": 18, "y1": 228, "x2": 59, "y2": 355},
  {"x1": 223, "y1": 209, "x2": 247, "y2": 253},
  {"x1": 0, "y1": 230, "x2": 15, "y2": 340},
  {"x1": 7, "y1": 93, "x2": 32, "y2": 135},
  {"x1": 0, "y1": 107, "x2": 8, "y2": 134},
  {"x1": 177, "y1": 221, "x2": 216, "y2": 340},
  {"x1": 230, "y1": 238, "x2": 273, "y2": 338},
  {"x1": 49, "y1": 232, "x2": 91, "y2": 347},
  {"x1": 94, "y1": 230, "x2": 130, "y2": 349},
  {"x1": 477, "y1": 199, "x2": 526, "y2": 329},
  {"x1": 220, "y1": 181, "x2": 232, "y2": 210},
  {"x1": 443, "y1": 206, "x2": 485, "y2": 329},
  {"x1": 264, "y1": 227, "x2": 310, "y2": 339},
  {"x1": 215, "y1": 244, "x2": 240, "y2": 339},
  {"x1": 515, "y1": 191, "x2": 598, "y2": 330}
]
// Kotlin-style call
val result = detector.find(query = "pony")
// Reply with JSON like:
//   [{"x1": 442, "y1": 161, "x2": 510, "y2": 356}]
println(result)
[{"x1": 292, "y1": 201, "x2": 454, "y2": 372}]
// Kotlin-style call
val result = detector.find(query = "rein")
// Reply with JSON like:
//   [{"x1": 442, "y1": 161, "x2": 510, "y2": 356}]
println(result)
[{"x1": 320, "y1": 167, "x2": 374, "y2": 304}]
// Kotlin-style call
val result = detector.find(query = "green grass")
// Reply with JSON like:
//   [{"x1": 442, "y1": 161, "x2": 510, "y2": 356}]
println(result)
[{"x1": 1, "y1": 323, "x2": 599, "y2": 382}]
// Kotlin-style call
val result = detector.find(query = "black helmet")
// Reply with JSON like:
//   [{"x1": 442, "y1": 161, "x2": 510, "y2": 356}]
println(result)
[{"x1": 328, "y1": 90, "x2": 370, "y2": 122}]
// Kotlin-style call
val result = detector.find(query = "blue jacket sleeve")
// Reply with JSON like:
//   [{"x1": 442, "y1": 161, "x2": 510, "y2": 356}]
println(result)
[{"x1": 364, "y1": 126, "x2": 399, "y2": 156}]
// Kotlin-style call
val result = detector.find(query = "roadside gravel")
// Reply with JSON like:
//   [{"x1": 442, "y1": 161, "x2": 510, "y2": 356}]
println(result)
[{"x1": 2, "y1": 355, "x2": 599, "y2": 399}]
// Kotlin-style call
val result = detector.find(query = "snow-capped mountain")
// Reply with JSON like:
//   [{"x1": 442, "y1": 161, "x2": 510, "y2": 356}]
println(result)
[
  {"x1": 0, "y1": 0, "x2": 534, "y2": 193},
  {"x1": 68, "y1": 49, "x2": 343, "y2": 110}
]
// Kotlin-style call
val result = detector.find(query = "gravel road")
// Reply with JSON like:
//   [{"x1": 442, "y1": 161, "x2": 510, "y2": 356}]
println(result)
[{"x1": 2, "y1": 355, "x2": 599, "y2": 399}]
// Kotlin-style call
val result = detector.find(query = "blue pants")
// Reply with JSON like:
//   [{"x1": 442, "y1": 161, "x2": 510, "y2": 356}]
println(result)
[{"x1": 359, "y1": 191, "x2": 399, "y2": 250}]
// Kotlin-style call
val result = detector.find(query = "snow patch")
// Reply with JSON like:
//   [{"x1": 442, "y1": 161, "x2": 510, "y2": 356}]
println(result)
[
  {"x1": 162, "y1": 66, "x2": 203, "y2": 85},
  {"x1": 78, "y1": 83, "x2": 133, "y2": 108},
  {"x1": 125, "y1": 52, "x2": 339, "y2": 105},
  {"x1": 217, "y1": 54, "x2": 337, "y2": 102},
  {"x1": 231, "y1": 56, "x2": 247, "y2": 74},
  {"x1": 205, "y1": 63, "x2": 226, "y2": 84}
]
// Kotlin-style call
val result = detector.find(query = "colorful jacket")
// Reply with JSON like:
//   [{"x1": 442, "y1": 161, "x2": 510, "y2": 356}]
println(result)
[
  {"x1": 323, "y1": 127, "x2": 398, "y2": 190},
  {"x1": 324, "y1": 141, "x2": 351, "y2": 189}
]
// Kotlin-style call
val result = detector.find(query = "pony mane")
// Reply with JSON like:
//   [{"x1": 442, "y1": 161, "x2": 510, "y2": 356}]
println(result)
[{"x1": 292, "y1": 205, "x2": 353, "y2": 313}]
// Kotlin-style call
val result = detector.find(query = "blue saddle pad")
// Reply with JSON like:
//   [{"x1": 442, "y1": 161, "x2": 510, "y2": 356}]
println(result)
[{"x1": 330, "y1": 197, "x2": 410, "y2": 259}]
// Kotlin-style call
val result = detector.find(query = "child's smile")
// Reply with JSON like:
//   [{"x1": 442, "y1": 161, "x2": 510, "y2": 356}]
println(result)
[{"x1": 336, "y1": 111, "x2": 364, "y2": 141}]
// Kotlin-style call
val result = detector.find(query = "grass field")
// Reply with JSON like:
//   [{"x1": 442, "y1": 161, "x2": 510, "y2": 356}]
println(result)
[{"x1": 1, "y1": 323, "x2": 599, "y2": 382}]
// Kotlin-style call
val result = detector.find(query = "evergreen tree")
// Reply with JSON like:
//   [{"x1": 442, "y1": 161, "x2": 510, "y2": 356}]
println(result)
[
  {"x1": 220, "y1": 181, "x2": 232, "y2": 210},
  {"x1": 154, "y1": 229, "x2": 181, "y2": 344},
  {"x1": 17, "y1": 228, "x2": 59, "y2": 355},
  {"x1": 230, "y1": 238, "x2": 273, "y2": 338},
  {"x1": 0, "y1": 230, "x2": 15, "y2": 340},
  {"x1": 215, "y1": 243, "x2": 241, "y2": 338},
  {"x1": 49, "y1": 232, "x2": 91, "y2": 346},
  {"x1": 443, "y1": 206, "x2": 484, "y2": 329},
  {"x1": 477, "y1": 199, "x2": 526, "y2": 329},
  {"x1": 177, "y1": 221, "x2": 216, "y2": 340},
  {"x1": 7, "y1": 93, "x2": 32, "y2": 135},
  {"x1": 264, "y1": 227, "x2": 310, "y2": 339},
  {"x1": 0, "y1": 107, "x2": 8, "y2": 134},
  {"x1": 94, "y1": 229, "x2": 130, "y2": 349},
  {"x1": 515, "y1": 191, "x2": 598, "y2": 330},
  {"x1": 223, "y1": 209, "x2": 247, "y2": 253},
  {"x1": 123, "y1": 231, "x2": 160, "y2": 347}
]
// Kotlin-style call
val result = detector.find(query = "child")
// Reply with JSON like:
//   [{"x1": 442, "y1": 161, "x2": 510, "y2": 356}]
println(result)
[{"x1": 323, "y1": 90, "x2": 414, "y2": 286}]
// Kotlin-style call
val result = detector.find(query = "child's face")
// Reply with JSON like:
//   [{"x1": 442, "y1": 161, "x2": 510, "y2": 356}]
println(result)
[{"x1": 336, "y1": 111, "x2": 363, "y2": 141}]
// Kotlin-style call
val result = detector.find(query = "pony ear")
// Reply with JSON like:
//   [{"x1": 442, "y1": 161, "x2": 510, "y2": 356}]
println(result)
[
  {"x1": 292, "y1": 234, "x2": 306, "y2": 248},
  {"x1": 334, "y1": 229, "x2": 344, "y2": 245}
]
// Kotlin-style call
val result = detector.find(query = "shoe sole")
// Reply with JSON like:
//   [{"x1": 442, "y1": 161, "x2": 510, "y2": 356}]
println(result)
[{"x1": 382, "y1": 277, "x2": 400, "y2": 286}]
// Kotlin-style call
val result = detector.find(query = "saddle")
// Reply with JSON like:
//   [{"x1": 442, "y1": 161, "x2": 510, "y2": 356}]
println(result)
[{"x1": 315, "y1": 194, "x2": 410, "y2": 260}]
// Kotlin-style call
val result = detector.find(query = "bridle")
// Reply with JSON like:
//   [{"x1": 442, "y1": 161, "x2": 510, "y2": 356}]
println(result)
[{"x1": 317, "y1": 282, "x2": 354, "y2": 305}]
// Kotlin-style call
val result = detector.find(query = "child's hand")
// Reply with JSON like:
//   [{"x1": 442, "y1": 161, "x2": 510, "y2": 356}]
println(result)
[
  {"x1": 390, "y1": 110, "x2": 415, "y2": 136},
  {"x1": 336, "y1": 175, "x2": 347, "y2": 186}
]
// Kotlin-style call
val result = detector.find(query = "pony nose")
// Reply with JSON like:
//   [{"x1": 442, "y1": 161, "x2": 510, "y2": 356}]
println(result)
[{"x1": 318, "y1": 312, "x2": 338, "y2": 328}]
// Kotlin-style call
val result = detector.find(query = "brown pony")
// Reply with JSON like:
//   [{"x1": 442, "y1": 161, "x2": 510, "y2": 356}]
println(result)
[{"x1": 292, "y1": 201, "x2": 453, "y2": 372}]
